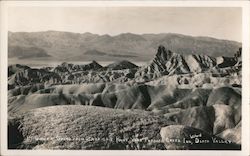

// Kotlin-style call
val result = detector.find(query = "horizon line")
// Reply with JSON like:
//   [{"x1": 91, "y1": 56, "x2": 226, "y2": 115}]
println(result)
[{"x1": 8, "y1": 30, "x2": 242, "y2": 43}]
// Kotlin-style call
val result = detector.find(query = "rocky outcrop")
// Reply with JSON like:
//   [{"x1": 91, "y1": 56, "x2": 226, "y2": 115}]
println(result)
[
  {"x1": 135, "y1": 46, "x2": 242, "y2": 82},
  {"x1": 53, "y1": 61, "x2": 102, "y2": 74},
  {"x1": 216, "y1": 56, "x2": 237, "y2": 68},
  {"x1": 207, "y1": 87, "x2": 241, "y2": 124},
  {"x1": 8, "y1": 64, "x2": 30, "y2": 77},
  {"x1": 164, "y1": 106, "x2": 215, "y2": 134},
  {"x1": 51, "y1": 61, "x2": 139, "y2": 84},
  {"x1": 160, "y1": 125, "x2": 240, "y2": 150},
  {"x1": 218, "y1": 122, "x2": 241, "y2": 144},
  {"x1": 163, "y1": 104, "x2": 240, "y2": 137},
  {"x1": 8, "y1": 68, "x2": 61, "y2": 87},
  {"x1": 135, "y1": 46, "x2": 217, "y2": 81}
]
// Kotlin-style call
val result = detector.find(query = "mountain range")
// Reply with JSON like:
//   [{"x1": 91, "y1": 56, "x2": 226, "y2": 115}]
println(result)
[{"x1": 8, "y1": 31, "x2": 241, "y2": 62}]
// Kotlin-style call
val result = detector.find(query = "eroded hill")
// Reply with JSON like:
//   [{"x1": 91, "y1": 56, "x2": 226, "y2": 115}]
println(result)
[{"x1": 8, "y1": 45, "x2": 242, "y2": 150}]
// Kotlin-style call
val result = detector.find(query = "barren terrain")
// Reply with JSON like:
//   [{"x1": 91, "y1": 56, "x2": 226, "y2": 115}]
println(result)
[{"x1": 8, "y1": 43, "x2": 242, "y2": 150}]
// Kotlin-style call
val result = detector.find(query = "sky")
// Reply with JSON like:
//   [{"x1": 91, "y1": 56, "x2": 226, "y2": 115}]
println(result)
[{"x1": 8, "y1": 7, "x2": 242, "y2": 42}]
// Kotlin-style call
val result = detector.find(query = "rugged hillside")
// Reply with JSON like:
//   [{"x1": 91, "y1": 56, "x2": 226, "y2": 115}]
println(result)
[
  {"x1": 8, "y1": 85, "x2": 241, "y2": 149},
  {"x1": 135, "y1": 45, "x2": 241, "y2": 81},
  {"x1": 9, "y1": 31, "x2": 241, "y2": 61},
  {"x1": 8, "y1": 60, "x2": 139, "y2": 86},
  {"x1": 8, "y1": 45, "x2": 242, "y2": 87},
  {"x1": 53, "y1": 61, "x2": 103, "y2": 73},
  {"x1": 8, "y1": 83, "x2": 241, "y2": 119},
  {"x1": 7, "y1": 44, "x2": 242, "y2": 150},
  {"x1": 8, "y1": 67, "x2": 61, "y2": 88}
]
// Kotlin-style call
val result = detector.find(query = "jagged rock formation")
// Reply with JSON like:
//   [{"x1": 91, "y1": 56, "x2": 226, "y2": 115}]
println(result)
[
  {"x1": 216, "y1": 56, "x2": 237, "y2": 68},
  {"x1": 8, "y1": 64, "x2": 30, "y2": 77},
  {"x1": 8, "y1": 46, "x2": 242, "y2": 86},
  {"x1": 8, "y1": 67, "x2": 61, "y2": 87},
  {"x1": 7, "y1": 45, "x2": 242, "y2": 150},
  {"x1": 135, "y1": 45, "x2": 241, "y2": 81},
  {"x1": 53, "y1": 61, "x2": 102, "y2": 73}
]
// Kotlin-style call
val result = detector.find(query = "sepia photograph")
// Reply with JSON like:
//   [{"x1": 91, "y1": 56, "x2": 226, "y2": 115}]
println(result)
[{"x1": 1, "y1": 1, "x2": 249, "y2": 156}]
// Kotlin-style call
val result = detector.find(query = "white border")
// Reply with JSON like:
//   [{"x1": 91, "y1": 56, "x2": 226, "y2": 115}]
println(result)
[{"x1": 0, "y1": 1, "x2": 249, "y2": 156}]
